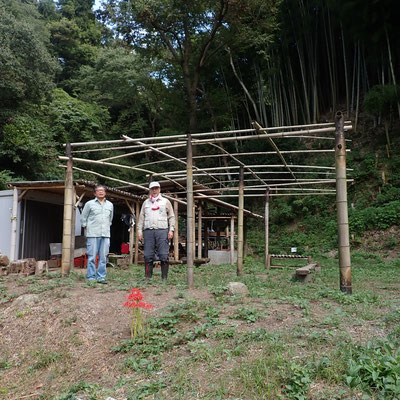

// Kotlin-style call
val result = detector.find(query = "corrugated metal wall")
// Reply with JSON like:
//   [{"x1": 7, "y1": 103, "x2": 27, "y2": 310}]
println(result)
[{"x1": 20, "y1": 200, "x2": 64, "y2": 260}]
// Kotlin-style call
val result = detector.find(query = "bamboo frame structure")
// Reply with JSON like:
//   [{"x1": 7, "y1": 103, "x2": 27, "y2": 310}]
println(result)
[{"x1": 60, "y1": 119, "x2": 353, "y2": 292}]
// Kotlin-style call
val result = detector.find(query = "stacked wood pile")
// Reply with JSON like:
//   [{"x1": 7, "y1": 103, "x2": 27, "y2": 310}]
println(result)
[
  {"x1": 7, "y1": 258, "x2": 48, "y2": 276},
  {"x1": 0, "y1": 253, "x2": 9, "y2": 276}
]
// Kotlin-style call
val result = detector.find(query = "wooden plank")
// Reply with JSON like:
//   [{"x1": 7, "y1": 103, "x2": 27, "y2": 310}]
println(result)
[{"x1": 296, "y1": 263, "x2": 318, "y2": 275}]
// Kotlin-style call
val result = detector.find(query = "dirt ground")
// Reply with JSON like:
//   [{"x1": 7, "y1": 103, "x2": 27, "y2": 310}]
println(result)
[{"x1": 0, "y1": 263, "x2": 397, "y2": 400}]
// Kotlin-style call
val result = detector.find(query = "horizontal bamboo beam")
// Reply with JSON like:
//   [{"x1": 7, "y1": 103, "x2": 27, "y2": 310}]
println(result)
[
  {"x1": 66, "y1": 122, "x2": 351, "y2": 148},
  {"x1": 189, "y1": 180, "x2": 352, "y2": 191},
  {"x1": 159, "y1": 164, "x2": 353, "y2": 175},
  {"x1": 188, "y1": 126, "x2": 352, "y2": 146},
  {"x1": 63, "y1": 165, "x2": 187, "y2": 205},
  {"x1": 167, "y1": 171, "x2": 337, "y2": 178},
  {"x1": 197, "y1": 187, "x2": 337, "y2": 192},
  {"x1": 194, "y1": 192, "x2": 336, "y2": 198},
  {"x1": 59, "y1": 155, "x2": 186, "y2": 190},
  {"x1": 195, "y1": 192, "x2": 263, "y2": 219}
]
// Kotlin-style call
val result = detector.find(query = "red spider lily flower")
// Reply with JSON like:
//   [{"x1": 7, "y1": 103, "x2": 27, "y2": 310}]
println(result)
[
  {"x1": 123, "y1": 288, "x2": 154, "y2": 339},
  {"x1": 126, "y1": 288, "x2": 144, "y2": 302}
]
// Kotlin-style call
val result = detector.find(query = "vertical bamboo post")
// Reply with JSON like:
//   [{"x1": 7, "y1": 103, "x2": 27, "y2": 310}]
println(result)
[
  {"x1": 197, "y1": 201, "x2": 202, "y2": 259},
  {"x1": 69, "y1": 186, "x2": 77, "y2": 270},
  {"x1": 174, "y1": 199, "x2": 179, "y2": 261},
  {"x1": 186, "y1": 133, "x2": 194, "y2": 288},
  {"x1": 244, "y1": 217, "x2": 248, "y2": 257},
  {"x1": 9, "y1": 186, "x2": 18, "y2": 261},
  {"x1": 237, "y1": 166, "x2": 244, "y2": 276},
  {"x1": 335, "y1": 112, "x2": 352, "y2": 294},
  {"x1": 230, "y1": 216, "x2": 235, "y2": 265},
  {"x1": 134, "y1": 201, "x2": 140, "y2": 264},
  {"x1": 264, "y1": 190, "x2": 270, "y2": 269},
  {"x1": 193, "y1": 204, "x2": 196, "y2": 257},
  {"x1": 204, "y1": 220, "x2": 209, "y2": 258},
  {"x1": 62, "y1": 143, "x2": 74, "y2": 276}
]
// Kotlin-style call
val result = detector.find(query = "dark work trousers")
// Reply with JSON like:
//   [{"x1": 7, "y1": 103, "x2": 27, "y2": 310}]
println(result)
[
  {"x1": 143, "y1": 229, "x2": 169, "y2": 262},
  {"x1": 143, "y1": 229, "x2": 169, "y2": 278}
]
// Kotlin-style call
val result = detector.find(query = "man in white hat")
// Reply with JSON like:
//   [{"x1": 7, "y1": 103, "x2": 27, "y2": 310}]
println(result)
[{"x1": 137, "y1": 181, "x2": 175, "y2": 282}]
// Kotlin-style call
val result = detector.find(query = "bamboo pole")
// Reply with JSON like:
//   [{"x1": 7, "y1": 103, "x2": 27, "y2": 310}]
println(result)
[
  {"x1": 159, "y1": 164, "x2": 352, "y2": 175},
  {"x1": 209, "y1": 142, "x2": 269, "y2": 188},
  {"x1": 193, "y1": 204, "x2": 196, "y2": 257},
  {"x1": 174, "y1": 199, "x2": 179, "y2": 261},
  {"x1": 169, "y1": 172, "x2": 337, "y2": 179},
  {"x1": 195, "y1": 193, "x2": 263, "y2": 219},
  {"x1": 264, "y1": 190, "x2": 270, "y2": 269},
  {"x1": 68, "y1": 165, "x2": 187, "y2": 206},
  {"x1": 188, "y1": 126, "x2": 352, "y2": 146},
  {"x1": 69, "y1": 185, "x2": 76, "y2": 271},
  {"x1": 204, "y1": 220, "x2": 209, "y2": 258},
  {"x1": 230, "y1": 216, "x2": 235, "y2": 265},
  {"x1": 191, "y1": 149, "x2": 350, "y2": 160},
  {"x1": 253, "y1": 121, "x2": 301, "y2": 187},
  {"x1": 244, "y1": 217, "x2": 248, "y2": 257},
  {"x1": 131, "y1": 138, "x2": 225, "y2": 188},
  {"x1": 188, "y1": 183, "x2": 339, "y2": 191},
  {"x1": 197, "y1": 202, "x2": 202, "y2": 259},
  {"x1": 134, "y1": 201, "x2": 140, "y2": 264},
  {"x1": 66, "y1": 121, "x2": 351, "y2": 147},
  {"x1": 186, "y1": 134, "x2": 194, "y2": 288},
  {"x1": 335, "y1": 112, "x2": 352, "y2": 294},
  {"x1": 59, "y1": 156, "x2": 186, "y2": 191},
  {"x1": 237, "y1": 166, "x2": 244, "y2": 276},
  {"x1": 128, "y1": 148, "x2": 350, "y2": 169},
  {"x1": 194, "y1": 193, "x2": 336, "y2": 198},
  {"x1": 9, "y1": 186, "x2": 18, "y2": 261},
  {"x1": 61, "y1": 144, "x2": 74, "y2": 277}
]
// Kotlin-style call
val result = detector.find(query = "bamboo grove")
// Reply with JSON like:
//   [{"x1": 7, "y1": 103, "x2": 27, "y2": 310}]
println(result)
[{"x1": 1, "y1": 0, "x2": 399, "y2": 186}]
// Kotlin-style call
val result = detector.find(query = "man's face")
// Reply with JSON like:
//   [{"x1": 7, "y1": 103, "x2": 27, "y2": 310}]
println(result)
[
  {"x1": 95, "y1": 187, "x2": 106, "y2": 200},
  {"x1": 150, "y1": 186, "x2": 161, "y2": 197}
]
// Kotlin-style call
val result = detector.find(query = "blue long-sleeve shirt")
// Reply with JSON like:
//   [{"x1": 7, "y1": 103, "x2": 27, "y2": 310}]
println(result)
[{"x1": 81, "y1": 198, "x2": 114, "y2": 238}]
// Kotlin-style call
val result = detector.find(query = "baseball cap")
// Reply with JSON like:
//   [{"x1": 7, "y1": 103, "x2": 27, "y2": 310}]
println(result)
[{"x1": 149, "y1": 181, "x2": 160, "y2": 189}]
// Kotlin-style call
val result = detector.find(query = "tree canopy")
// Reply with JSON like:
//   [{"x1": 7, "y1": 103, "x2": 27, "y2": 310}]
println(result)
[{"x1": 0, "y1": 0, "x2": 399, "y2": 187}]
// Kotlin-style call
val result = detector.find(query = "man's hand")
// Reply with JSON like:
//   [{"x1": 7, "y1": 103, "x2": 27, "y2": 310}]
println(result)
[
  {"x1": 168, "y1": 231, "x2": 174, "y2": 240},
  {"x1": 138, "y1": 233, "x2": 143, "y2": 241}
]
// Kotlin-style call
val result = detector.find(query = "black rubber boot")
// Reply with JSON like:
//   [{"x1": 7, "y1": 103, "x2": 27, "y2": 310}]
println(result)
[
  {"x1": 145, "y1": 262, "x2": 154, "y2": 279},
  {"x1": 160, "y1": 261, "x2": 169, "y2": 283}
]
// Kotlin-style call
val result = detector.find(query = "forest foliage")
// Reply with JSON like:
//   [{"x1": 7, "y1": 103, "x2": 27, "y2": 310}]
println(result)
[{"x1": 0, "y1": 0, "x2": 399, "y2": 249}]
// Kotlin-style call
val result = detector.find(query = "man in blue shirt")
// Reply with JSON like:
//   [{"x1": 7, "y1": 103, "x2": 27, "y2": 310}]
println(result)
[{"x1": 81, "y1": 184, "x2": 114, "y2": 283}]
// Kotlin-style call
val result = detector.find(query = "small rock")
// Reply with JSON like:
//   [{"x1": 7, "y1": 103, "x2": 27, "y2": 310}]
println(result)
[
  {"x1": 227, "y1": 282, "x2": 249, "y2": 296},
  {"x1": 12, "y1": 294, "x2": 41, "y2": 308},
  {"x1": 326, "y1": 250, "x2": 338, "y2": 258},
  {"x1": 0, "y1": 253, "x2": 10, "y2": 266}
]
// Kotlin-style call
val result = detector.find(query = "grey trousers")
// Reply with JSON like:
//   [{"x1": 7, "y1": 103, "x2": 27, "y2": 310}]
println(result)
[{"x1": 143, "y1": 229, "x2": 169, "y2": 264}]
